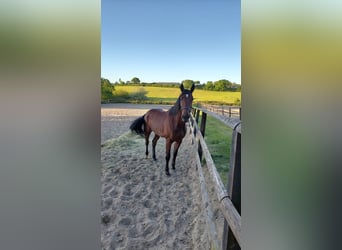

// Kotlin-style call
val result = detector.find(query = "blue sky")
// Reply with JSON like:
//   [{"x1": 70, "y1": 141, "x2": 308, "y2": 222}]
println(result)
[{"x1": 101, "y1": 0, "x2": 240, "y2": 84}]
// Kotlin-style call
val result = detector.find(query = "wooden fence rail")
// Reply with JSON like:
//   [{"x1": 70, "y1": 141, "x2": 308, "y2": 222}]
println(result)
[
  {"x1": 197, "y1": 103, "x2": 241, "y2": 120},
  {"x1": 189, "y1": 107, "x2": 241, "y2": 250}
]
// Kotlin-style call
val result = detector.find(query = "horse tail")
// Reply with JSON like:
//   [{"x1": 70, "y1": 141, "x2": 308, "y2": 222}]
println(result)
[{"x1": 130, "y1": 115, "x2": 145, "y2": 136}]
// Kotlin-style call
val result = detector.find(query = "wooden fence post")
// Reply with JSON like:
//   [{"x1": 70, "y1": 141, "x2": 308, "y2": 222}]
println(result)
[
  {"x1": 222, "y1": 124, "x2": 241, "y2": 250},
  {"x1": 195, "y1": 109, "x2": 200, "y2": 124},
  {"x1": 200, "y1": 112, "x2": 207, "y2": 137},
  {"x1": 198, "y1": 112, "x2": 207, "y2": 160}
]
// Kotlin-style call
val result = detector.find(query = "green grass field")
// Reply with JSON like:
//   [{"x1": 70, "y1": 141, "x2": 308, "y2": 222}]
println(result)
[
  {"x1": 202, "y1": 115, "x2": 233, "y2": 185},
  {"x1": 114, "y1": 85, "x2": 241, "y2": 105}
]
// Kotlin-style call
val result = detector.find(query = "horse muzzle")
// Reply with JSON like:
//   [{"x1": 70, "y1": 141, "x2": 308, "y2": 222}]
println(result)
[
  {"x1": 181, "y1": 114, "x2": 190, "y2": 122},
  {"x1": 181, "y1": 107, "x2": 191, "y2": 122}
]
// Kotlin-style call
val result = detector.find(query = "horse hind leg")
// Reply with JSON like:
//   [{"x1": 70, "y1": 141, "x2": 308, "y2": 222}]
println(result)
[
  {"x1": 152, "y1": 134, "x2": 160, "y2": 161},
  {"x1": 144, "y1": 129, "x2": 151, "y2": 159}
]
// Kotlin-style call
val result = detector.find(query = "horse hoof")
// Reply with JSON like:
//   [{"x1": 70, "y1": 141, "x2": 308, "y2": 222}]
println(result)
[
  {"x1": 153, "y1": 157, "x2": 157, "y2": 161},
  {"x1": 165, "y1": 171, "x2": 170, "y2": 176}
]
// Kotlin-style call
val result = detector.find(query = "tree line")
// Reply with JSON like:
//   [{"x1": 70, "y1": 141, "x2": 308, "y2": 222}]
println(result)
[
  {"x1": 101, "y1": 77, "x2": 241, "y2": 104},
  {"x1": 106, "y1": 77, "x2": 241, "y2": 92}
]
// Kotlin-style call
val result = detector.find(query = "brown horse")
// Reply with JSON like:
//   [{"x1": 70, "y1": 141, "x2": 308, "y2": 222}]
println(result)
[{"x1": 130, "y1": 83, "x2": 195, "y2": 175}]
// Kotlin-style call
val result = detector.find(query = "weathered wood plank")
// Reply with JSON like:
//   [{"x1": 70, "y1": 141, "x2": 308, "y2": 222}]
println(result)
[
  {"x1": 198, "y1": 132, "x2": 242, "y2": 246},
  {"x1": 189, "y1": 123, "x2": 220, "y2": 250},
  {"x1": 195, "y1": 140, "x2": 220, "y2": 250},
  {"x1": 190, "y1": 112, "x2": 242, "y2": 246},
  {"x1": 222, "y1": 128, "x2": 242, "y2": 250},
  {"x1": 227, "y1": 131, "x2": 241, "y2": 249},
  {"x1": 220, "y1": 199, "x2": 242, "y2": 246}
]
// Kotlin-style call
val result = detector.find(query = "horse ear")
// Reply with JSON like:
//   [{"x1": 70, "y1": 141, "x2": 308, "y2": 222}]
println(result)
[
  {"x1": 180, "y1": 83, "x2": 185, "y2": 92},
  {"x1": 190, "y1": 83, "x2": 195, "y2": 93}
]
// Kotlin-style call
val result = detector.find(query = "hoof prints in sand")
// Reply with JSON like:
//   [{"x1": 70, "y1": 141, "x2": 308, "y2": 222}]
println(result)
[{"x1": 101, "y1": 129, "x2": 208, "y2": 250}]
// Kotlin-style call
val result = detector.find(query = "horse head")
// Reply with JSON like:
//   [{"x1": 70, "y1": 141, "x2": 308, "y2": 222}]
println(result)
[{"x1": 179, "y1": 83, "x2": 195, "y2": 122}]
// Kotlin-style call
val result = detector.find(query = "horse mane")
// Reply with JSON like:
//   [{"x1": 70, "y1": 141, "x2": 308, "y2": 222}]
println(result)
[{"x1": 168, "y1": 97, "x2": 180, "y2": 116}]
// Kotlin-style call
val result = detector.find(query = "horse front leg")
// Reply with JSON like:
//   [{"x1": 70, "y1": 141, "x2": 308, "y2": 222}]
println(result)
[
  {"x1": 172, "y1": 140, "x2": 182, "y2": 170},
  {"x1": 165, "y1": 138, "x2": 172, "y2": 176}
]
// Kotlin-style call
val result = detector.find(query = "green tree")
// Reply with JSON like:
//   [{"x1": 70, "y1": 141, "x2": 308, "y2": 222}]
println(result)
[
  {"x1": 213, "y1": 79, "x2": 233, "y2": 91},
  {"x1": 101, "y1": 78, "x2": 115, "y2": 102},
  {"x1": 204, "y1": 81, "x2": 214, "y2": 90},
  {"x1": 231, "y1": 83, "x2": 241, "y2": 91},
  {"x1": 131, "y1": 77, "x2": 141, "y2": 85},
  {"x1": 118, "y1": 78, "x2": 125, "y2": 85},
  {"x1": 181, "y1": 79, "x2": 194, "y2": 89}
]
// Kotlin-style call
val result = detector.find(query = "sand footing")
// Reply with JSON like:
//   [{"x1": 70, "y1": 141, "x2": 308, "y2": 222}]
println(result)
[{"x1": 101, "y1": 104, "x2": 210, "y2": 250}]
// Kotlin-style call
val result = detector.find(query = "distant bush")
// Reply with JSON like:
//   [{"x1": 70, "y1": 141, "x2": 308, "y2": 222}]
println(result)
[
  {"x1": 114, "y1": 89, "x2": 129, "y2": 97},
  {"x1": 112, "y1": 89, "x2": 129, "y2": 102},
  {"x1": 234, "y1": 98, "x2": 241, "y2": 106},
  {"x1": 128, "y1": 88, "x2": 148, "y2": 101},
  {"x1": 101, "y1": 87, "x2": 148, "y2": 103},
  {"x1": 101, "y1": 78, "x2": 115, "y2": 102}
]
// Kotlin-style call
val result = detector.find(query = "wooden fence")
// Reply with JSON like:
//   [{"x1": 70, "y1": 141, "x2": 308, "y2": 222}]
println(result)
[
  {"x1": 197, "y1": 103, "x2": 241, "y2": 120},
  {"x1": 189, "y1": 106, "x2": 241, "y2": 250}
]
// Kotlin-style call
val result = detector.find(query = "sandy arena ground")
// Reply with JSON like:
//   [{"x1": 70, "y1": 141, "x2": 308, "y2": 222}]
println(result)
[{"x1": 101, "y1": 103, "x2": 210, "y2": 250}]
